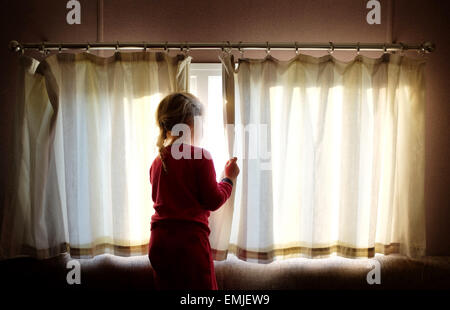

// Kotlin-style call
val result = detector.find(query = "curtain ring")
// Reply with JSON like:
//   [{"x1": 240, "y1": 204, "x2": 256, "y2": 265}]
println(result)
[
  {"x1": 86, "y1": 42, "x2": 90, "y2": 53},
  {"x1": 226, "y1": 40, "x2": 232, "y2": 54},
  {"x1": 356, "y1": 42, "x2": 361, "y2": 55},
  {"x1": 418, "y1": 42, "x2": 426, "y2": 56},
  {"x1": 143, "y1": 41, "x2": 147, "y2": 52},
  {"x1": 58, "y1": 44, "x2": 62, "y2": 54},
  {"x1": 399, "y1": 42, "x2": 405, "y2": 55},
  {"x1": 266, "y1": 41, "x2": 270, "y2": 55},
  {"x1": 115, "y1": 41, "x2": 119, "y2": 52},
  {"x1": 295, "y1": 41, "x2": 299, "y2": 55},
  {"x1": 41, "y1": 42, "x2": 50, "y2": 56},
  {"x1": 238, "y1": 41, "x2": 244, "y2": 58},
  {"x1": 383, "y1": 43, "x2": 387, "y2": 54},
  {"x1": 180, "y1": 42, "x2": 189, "y2": 56},
  {"x1": 328, "y1": 41, "x2": 334, "y2": 55},
  {"x1": 164, "y1": 41, "x2": 168, "y2": 54}
]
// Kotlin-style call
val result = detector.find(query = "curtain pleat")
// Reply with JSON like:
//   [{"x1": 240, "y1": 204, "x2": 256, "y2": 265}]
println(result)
[{"x1": 217, "y1": 52, "x2": 426, "y2": 263}]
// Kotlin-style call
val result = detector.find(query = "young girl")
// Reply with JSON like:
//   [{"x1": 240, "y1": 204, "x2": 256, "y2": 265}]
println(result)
[{"x1": 148, "y1": 92, "x2": 240, "y2": 290}]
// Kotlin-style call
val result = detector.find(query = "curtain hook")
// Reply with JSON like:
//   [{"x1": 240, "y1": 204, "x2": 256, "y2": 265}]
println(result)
[
  {"x1": 226, "y1": 40, "x2": 232, "y2": 54},
  {"x1": 356, "y1": 42, "x2": 361, "y2": 55},
  {"x1": 115, "y1": 41, "x2": 119, "y2": 53},
  {"x1": 40, "y1": 41, "x2": 45, "y2": 54},
  {"x1": 266, "y1": 41, "x2": 271, "y2": 55},
  {"x1": 238, "y1": 41, "x2": 244, "y2": 58},
  {"x1": 143, "y1": 41, "x2": 147, "y2": 52},
  {"x1": 58, "y1": 44, "x2": 62, "y2": 54},
  {"x1": 164, "y1": 41, "x2": 168, "y2": 54},
  {"x1": 399, "y1": 42, "x2": 405, "y2": 55},
  {"x1": 42, "y1": 42, "x2": 50, "y2": 56},
  {"x1": 328, "y1": 41, "x2": 334, "y2": 55},
  {"x1": 180, "y1": 42, "x2": 189, "y2": 56},
  {"x1": 295, "y1": 41, "x2": 299, "y2": 55},
  {"x1": 418, "y1": 42, "x2": 426, "y2": 57},
  {"x1": 86, "y1": 42, "x2": 90, "y2": 53}
]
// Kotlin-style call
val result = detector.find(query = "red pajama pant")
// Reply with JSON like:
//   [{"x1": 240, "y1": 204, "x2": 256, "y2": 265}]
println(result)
[{"x1": 148, "y1": 220, "x2": 218, "y2": 290}]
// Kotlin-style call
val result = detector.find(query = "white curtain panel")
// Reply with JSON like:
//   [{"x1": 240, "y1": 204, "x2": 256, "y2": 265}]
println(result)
[
  {"x1": 1, "y1": 52, "x2": 191, "y2": 259},
  {"x1": 218, "y1": 52, "x2": 426, "y2": 262},
  {"x1": 0, "y1": 56, "x2": 67, "y2": 259},
  {"x1": 208, "y1": 55, "x2": 238, "y2": 260}
]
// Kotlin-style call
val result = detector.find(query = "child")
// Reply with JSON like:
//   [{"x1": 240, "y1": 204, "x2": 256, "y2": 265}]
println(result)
[{"x1": 148, "y1": 92, "x2": 240, "y2": 290}]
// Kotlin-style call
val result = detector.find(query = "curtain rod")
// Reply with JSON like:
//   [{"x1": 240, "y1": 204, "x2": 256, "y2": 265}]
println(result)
[{"x1": 8, "y1": 40, "x2": 436, "y2": 54}]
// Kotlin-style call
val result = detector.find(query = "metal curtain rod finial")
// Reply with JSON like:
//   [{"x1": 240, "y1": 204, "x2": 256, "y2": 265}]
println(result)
[
  {"x1": 8, "y1": 40, "x2": 23, "y2": 54},
  {"x1": 8, "y1": 40, "x2": 437, "y2": 54},
  {"x1": 422, "y1": 41, "x2": 436, "y2": 53}
]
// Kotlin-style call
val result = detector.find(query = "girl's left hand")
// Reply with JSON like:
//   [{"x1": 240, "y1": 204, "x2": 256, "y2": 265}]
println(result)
[{"x1": 225, "y1": 157, "x2": 239, "y2": 179}]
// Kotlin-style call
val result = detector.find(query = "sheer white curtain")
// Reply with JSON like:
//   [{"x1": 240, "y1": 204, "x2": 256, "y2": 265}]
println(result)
[
  {"x1": 218, "y1": 52, "x2": 426, "y2": 262},
  {"x1": 0, "y1": 56, "x2": 67, "y2": 259},
  {"x1": 1, "y1": 50, "x2": 426, "y2": 263},
  {"x1": 207, "y1": 55, "x2": 238, "y2": 259},
  {"x1": 1, "y1": 52, "x2": 191, "y2": 259}
]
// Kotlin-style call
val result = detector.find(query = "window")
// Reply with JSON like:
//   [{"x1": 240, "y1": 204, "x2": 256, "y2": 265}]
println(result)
[{"x1": 189, "y1": 63, "x2": 227, "y2": 179}]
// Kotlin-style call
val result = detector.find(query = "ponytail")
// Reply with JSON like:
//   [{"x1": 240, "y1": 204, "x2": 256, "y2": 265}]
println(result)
[{"x1": 156, "y1": 125, "x2": 168, "y2": 173}]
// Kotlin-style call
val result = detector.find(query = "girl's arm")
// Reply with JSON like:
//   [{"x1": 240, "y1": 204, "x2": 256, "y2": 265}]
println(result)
[{"x1": 196, "y1": 149, "x2": 233, "y2": 211}]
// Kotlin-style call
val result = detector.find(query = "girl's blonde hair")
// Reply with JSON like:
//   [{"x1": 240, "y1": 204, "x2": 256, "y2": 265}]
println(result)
[{"x1": 156, "y1": 92, "x2": 203, "y2": 173}]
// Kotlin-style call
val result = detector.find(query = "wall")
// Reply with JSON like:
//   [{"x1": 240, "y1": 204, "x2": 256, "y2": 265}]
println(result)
[{"x1": 0, "y1": 0, "x2": 448, "y2": 255}]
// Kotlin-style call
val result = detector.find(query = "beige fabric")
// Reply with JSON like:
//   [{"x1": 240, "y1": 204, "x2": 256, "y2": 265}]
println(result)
[
  {"x1": 2, "y1": 50, "x2": 426, "y2": 263},
  {"x1": 208, "y1": 53, "x2": 238, "y2": 258},
  {"x1": 1, "y1": 52, "x2": 191, "y2": 259},
  {"x1": 0, "y1": 55, "x2": 67, "y2": 259},
  {"x1": 217, "y1": 52, "x2": 426, "y2": 262}
]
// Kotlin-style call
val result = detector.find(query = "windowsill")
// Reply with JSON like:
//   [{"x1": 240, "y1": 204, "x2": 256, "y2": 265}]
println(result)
[{"x1": 1, "y1": 252, "x2": 449, "y2": 290}]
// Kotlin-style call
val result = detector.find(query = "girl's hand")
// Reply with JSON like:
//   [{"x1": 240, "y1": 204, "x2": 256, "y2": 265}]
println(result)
[{"x1": 225, "y1": 157, "x2": 240, "y2": 180}]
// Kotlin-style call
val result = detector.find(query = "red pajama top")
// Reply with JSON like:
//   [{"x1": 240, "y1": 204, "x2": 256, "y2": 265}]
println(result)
[{"x1": 149, "y1": 143, "x2": 233, "y2": 234}]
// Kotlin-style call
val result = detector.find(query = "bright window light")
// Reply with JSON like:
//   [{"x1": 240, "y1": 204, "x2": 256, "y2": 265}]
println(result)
[{"x1": 189, "y1": 63, "x2": 227, "y2": 179}]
